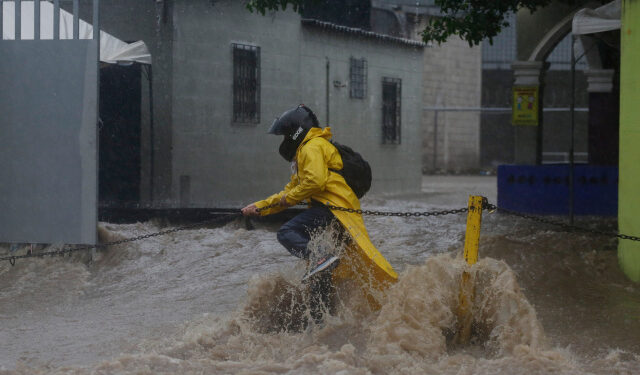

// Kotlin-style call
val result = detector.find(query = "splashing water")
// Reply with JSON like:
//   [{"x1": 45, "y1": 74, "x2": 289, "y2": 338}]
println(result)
[{"x1": 1, "y1": 176, "x2": 639, "y2": 374}]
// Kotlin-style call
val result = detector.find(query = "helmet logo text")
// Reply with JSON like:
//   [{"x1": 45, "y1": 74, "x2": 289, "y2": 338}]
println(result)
[{"x1": 292, "y1": 126, "x2": 304, "y2": 140}]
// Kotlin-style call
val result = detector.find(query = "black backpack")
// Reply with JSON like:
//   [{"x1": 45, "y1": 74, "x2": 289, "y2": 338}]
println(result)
[{"x1": 328, "y1": 141, "x2": 372, "y2": 198}]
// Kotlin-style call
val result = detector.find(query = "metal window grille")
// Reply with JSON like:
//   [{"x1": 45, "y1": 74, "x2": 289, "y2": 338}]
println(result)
[
  {"x1": 382, "y1": 77, "x2": 401, "y2": 144},
  {"x1": 350, "y1": 57, "x2": 367, "y2": 99},
  {"x1": 232, "y1": 43, "x2": 260, "y2": 123}
]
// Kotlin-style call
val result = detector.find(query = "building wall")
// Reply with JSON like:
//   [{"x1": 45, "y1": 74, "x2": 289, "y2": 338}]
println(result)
[
  {"x1": 480, "y1": 69, "x2": 514, "y2": 168},
  {"x1": 619, "y1": 0, "x2": 640, "y2": 282},
  {"x1": 421, "y1": 36, "x2": 482, "y2": 173},
  {"x1": 480, "y1": 13, "x2": 515, "y2": 169},
  {"x1": 170, "y1": 0, "x2": 423, "y2": 207},
  {"x1": 299, "y1": 29, "x2": 424, "y2": 195},
  {"x1": 77, "y1": 0, "x2": 174, "y2": 205},
  {"x1": 541, "y1": 70, "x2": 589, "y2": 160},
  {"x1": 368, "y1": 4, "x2": 483, "y2": 174},
  {"x1": 481, "y1": 11, "x2": 591, "y2": 169}
]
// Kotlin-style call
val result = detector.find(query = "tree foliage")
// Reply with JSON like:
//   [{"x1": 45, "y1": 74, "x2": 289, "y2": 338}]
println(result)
[
  {"x1": 246, "y1": 0, "x2": 580, "y2": 46},
  {"x1": 423, "y1": 0, "x2": 554, "y2": 46},
  {"x1": 423, "y1": 0, "x2": 580, "y2": 46},
  {"x1": 246, "y1": 0, "x2": 306, "y2": 15}
]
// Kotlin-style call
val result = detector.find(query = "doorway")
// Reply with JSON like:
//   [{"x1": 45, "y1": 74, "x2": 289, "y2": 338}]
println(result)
[{"x1": 99, "y1": 64, "x2": 141, "y2": 206}]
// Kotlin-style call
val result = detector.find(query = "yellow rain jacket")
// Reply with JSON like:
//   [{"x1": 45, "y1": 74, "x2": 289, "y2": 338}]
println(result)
[{"x1": 254, "y1": 127, "x2": 398, "y2": 300}]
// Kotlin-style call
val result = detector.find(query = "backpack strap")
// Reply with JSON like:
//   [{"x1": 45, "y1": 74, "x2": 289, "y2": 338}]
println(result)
[{"x1": 323, "y1": 139, "x2": 343, "y2": 174}]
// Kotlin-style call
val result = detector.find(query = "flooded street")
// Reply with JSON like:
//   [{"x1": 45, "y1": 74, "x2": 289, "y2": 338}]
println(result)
[{"x1": 1, "y1": 176, "x2": 639, "y2": 374}]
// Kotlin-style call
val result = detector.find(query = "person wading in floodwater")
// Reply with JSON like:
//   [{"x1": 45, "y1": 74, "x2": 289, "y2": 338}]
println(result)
[{"x1": 241, "y1": 104, "x2": 388, "y2": 324}]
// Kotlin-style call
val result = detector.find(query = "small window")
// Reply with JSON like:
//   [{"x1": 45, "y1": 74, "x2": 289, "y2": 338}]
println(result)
[
  {"x1": 382, "y1": 77, "x2": 401, "y2": 144},
  {"x1": 350, "y1": 57, "x2": 367, "y2": 99},
  {"x1": 232, "y1": 43, "x2": 260, "y2": 123}
]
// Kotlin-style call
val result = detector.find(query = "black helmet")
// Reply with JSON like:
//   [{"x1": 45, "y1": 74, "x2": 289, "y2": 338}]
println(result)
[{"x1": 269, "y1": 105, "x2": 320, "y2": 162}]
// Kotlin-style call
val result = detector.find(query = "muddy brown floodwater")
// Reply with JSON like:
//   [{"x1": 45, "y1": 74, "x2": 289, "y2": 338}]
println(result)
[{"x1": 1, "y1": 176, "x2": 639, "y2": 374}]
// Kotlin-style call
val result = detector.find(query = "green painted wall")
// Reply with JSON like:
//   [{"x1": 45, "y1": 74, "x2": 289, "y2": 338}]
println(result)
[{"x1": 619, "y1": 0, "x2": 640, "y2": 282}]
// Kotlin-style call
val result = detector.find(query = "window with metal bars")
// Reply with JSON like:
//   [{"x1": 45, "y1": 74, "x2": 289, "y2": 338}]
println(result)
[
  {"x1": 382, "y1": 77, "x2": 401, "y2": 144},
  {"x1": 232, "y1": 43, "x2": 260, "y2": 123},
  {"x1": 350, "y1": 57, "x2": 367, "y2": 99}
]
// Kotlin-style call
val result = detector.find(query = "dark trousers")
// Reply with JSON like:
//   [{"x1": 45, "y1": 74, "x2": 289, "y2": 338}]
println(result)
[
  {"x1": 276, "y1": 205, "x2": 337, "y2": 323},
  {"x1": 277, "y1": 205, "x2": 335, "y2": 260}
]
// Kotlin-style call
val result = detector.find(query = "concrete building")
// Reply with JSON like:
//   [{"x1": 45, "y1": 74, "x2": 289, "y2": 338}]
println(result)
[
  {"x1": 91, "y1": 0, "x2": 424, "y2": 208},
  {"x1": 509, "y1": 0, "x2": 632, "y2": 281},
  {"x1": 371, "y1": 0, "x2": 483, "y2": 173},
  {"x1": 421, "y1": 34, "x2": 482, "y2": 173},
  {"x1": 511, "y1": 0, "x2": 618, "y2": 166},
  {"x1": 480, "y1": 13, "x2": 590, "y2": 169},
  {"x1": 480, "y1": 14, "x2": 517, "y2": 169}
]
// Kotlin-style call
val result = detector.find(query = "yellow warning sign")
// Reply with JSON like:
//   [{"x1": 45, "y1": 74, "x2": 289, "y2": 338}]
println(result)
[{"x1": 512, "y1": 86, "x2": 539, "y2": 126}]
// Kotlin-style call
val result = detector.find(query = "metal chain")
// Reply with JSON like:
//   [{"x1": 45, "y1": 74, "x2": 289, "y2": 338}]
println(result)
[
  {"x1": 1, "y1": 213, "x2": 242, "y2": 265},
  {"x1": 257, "y1": 202, "x2": 469, "y2": 217},
  {"x1": 5, "y1": 199, "x2": 637, "y2": 265},
  {"x1": 323, "y1": 203, "x2": 468, "y2": 217},
  {"x1": 483, "y1": 202, "x2": 640, "y2": 242}
]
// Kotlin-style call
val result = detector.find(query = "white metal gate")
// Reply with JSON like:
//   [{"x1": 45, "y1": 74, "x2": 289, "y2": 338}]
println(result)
[{"x1": 0, "y1": 0, "x2": 99, "y2": 244}]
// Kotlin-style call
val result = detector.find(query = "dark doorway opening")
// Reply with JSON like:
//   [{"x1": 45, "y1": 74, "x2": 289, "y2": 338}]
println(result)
[{"x1": 99, "y1": 64, "x2": 141, "y2": 206}]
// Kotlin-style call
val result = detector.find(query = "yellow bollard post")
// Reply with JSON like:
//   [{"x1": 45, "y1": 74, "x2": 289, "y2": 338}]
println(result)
[
  {"x1": 463, "y1": 196, "x2": 483, "y2": 266},
  {"x1": 455, "y1": 195, "x2": 484, "y2": 345}
]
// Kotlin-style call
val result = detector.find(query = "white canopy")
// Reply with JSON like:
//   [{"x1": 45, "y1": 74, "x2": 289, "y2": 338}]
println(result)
[
  {"x1": 572, "y1": 0, "x2": 621, "y2": 35},
  {"x1": 2, "y1": 1, "x2": 151, "y2": 64}
]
